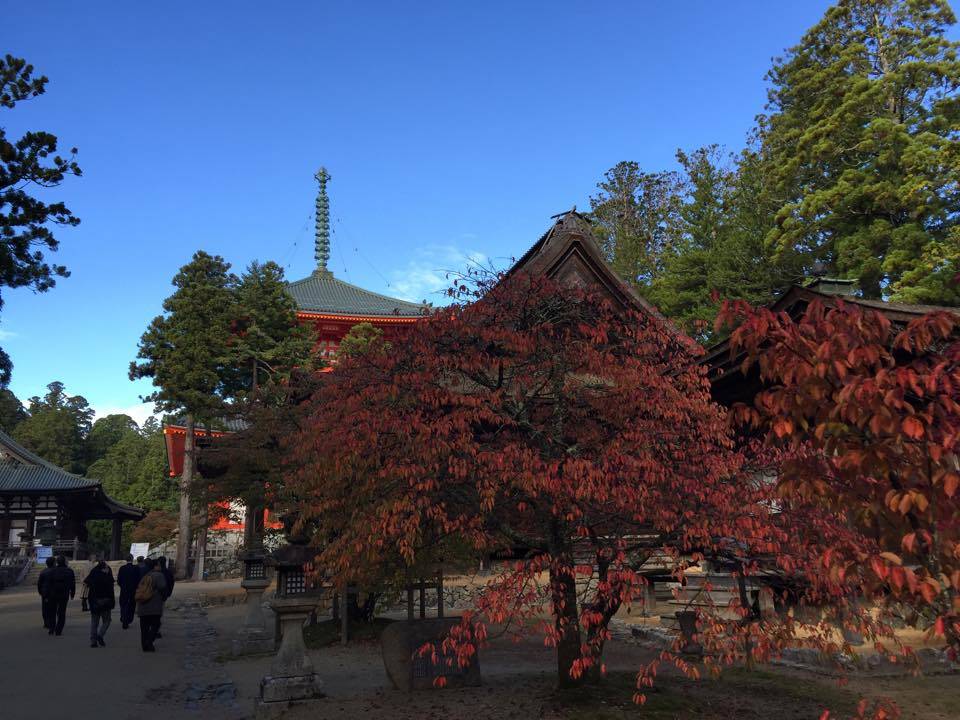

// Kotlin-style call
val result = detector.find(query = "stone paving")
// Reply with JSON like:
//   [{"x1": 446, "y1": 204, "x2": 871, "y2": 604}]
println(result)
[{"x1": 0, "y1": 574, "x2": 245, "y2": 720}]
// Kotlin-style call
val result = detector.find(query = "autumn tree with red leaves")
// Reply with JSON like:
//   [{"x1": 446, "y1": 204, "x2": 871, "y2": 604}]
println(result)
[
  {"x1": 720, "y1": 298, "x2": 960, "y2": 661},
  {"x1": 285, "y1": 272, "x2": 780, "y2": 689}
]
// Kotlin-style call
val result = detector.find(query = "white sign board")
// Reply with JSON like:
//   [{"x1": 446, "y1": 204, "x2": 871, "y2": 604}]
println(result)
[
  {"x1": 129, "y1": 542, "x2": 150, "y2": 559},
  {"x1": 35, "y1": 546, "x2": 53, "y2": 564}
]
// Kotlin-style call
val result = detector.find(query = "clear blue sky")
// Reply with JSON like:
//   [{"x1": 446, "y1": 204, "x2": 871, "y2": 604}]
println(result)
[{"x1": 4, "y1": 1, "x2": 844, "y2": 423}]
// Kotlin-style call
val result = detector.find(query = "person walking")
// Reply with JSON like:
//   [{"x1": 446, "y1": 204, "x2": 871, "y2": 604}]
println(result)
[
  {"x1": 155, "y1": 557, "x2": 175, "y2": 640},
  {"x1": 83, "y1": 556, "x2": 115, "y2": 648},
  {"x1": 47, "y1": 555, "x2": 76, "y2": 636},
  {"x1": 135, "y1": 558, "x2": 167, "y2": 652},
  {"x1": 116, "y1": 554, "x2": 139, "y2": 629},
  {"x1": 37, "y1": 556, "x2": 56, "y2": 630}
]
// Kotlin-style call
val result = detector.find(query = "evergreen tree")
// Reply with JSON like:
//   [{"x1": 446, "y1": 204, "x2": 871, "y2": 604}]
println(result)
[
  {"x1": 651, "y1": 145, "x2": 805, "y2": 341},
  {"x1": 85, "y1": 413, "x2": 139, "y2": 467},
  {"x1": 589, "y1": 162, "x2": 681, "y2": 293},
  {"x1": 12, "y1": 381, "x2": 92, "y2": 473},
  {"x1": 760, "y1": 0, "x2": 960, "y2": 303},
  {"x1": 129, "y1": 251, "x2": 238, "y2": 578},
  {"x1": 200, "y1": 260, "x2": 316, "y2": 547},
  {"x1": 230, "y1": 260, "x2": 315, "y2": 395},
  {"x1": 0, "y1": 387, "x2": 26, "y2": 433},
  {"x1": 649, "y1": 147, "x2": 734, "y2": 338},
  {"x1": 86, "y1": 428, "x2": 174, "y2": 512},
  {"x1": 0, "y1": 56, "x2": 81, "y2": 385},
  {"x1": 85, "y1": 426, "x2": 175, "y2": 555}
]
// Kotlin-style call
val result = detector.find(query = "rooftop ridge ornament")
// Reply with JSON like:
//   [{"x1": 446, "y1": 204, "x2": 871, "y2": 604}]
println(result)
[{"x1": 314, "y1": 167, "x2": 332, "y2": 277}]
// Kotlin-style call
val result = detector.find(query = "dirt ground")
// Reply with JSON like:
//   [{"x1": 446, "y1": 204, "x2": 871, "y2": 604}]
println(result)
[{"x1": 205, "y1": 602, "x2": 959, "y2": 720}]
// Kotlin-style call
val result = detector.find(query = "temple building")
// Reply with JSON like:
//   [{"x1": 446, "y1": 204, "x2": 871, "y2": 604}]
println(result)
[
  {"x1": 162, "y1": 169, "x2": 429, "y2": 542},
  {"x1": 0, "y1": 430, "x2": 144, "y2": 562}
]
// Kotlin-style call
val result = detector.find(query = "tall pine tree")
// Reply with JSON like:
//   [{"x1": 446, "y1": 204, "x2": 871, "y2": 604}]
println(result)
[
  {"x1": 0, "y1": 56, "x2": 81, "y2": 385},
  {"x1": 589, "y1": 162, "x2": 681, "y2": 293},
  {"x1": 129, "y1": 251, "x2": 237, "y2": 579},
  {"x1": 760, "y1": 0, "x2": 960, "y2": 303}
]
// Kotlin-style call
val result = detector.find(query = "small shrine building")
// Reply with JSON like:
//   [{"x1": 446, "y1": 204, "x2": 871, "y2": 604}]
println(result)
[{"x1": 0, "y1": 430, "x2": 144, "y2": 561}]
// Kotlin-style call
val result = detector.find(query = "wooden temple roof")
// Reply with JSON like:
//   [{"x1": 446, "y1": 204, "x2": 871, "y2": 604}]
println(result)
[
  {"x1": 506, "y1": 209, "x2": 697, "y2": 352},
  {"x1": 0, "y1": 430, "x2": 145, "y2": 520}
]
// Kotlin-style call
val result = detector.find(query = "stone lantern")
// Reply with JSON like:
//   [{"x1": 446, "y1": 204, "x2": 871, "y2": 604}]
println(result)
[
  {"x1": 255, "y1": 538, "x2": 324, "y2": 717},
  {"x1": 233, "y1": 545, "x2": 273, "y2": 656}
]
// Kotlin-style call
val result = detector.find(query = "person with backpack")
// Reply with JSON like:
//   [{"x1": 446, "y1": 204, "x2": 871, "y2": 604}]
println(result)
[
  {"x1": 83, "y1": 556, "x2": 115, "y2": 648},
  {"x1": 47, "y1": 555, "x2": 76, "y2": 636},
  {"x1": 37, "y1": 556, "x2": 56, "y2": 631},
  {"x1": 116, "y1": 554, "x2": 139, "y2": 629},
  {"x1": 135, "y1": 558, "x2": 167, "y2": 652},
  {"x1": 155, "y1": 556, "x2": 175, "y2": 640}
]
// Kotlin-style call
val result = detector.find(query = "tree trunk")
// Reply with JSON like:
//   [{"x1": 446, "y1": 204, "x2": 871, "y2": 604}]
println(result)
[
  {"x1": 243, "y1": 502, "x2": 255, "y2": 548},
  {"x1": 193, "y1": 520, "x2": 207, "y2": 582},
  {"x1": 175, "y1": 415, "x2": 195, "y2": 580},
  {"x1": 550, "y1": 563, "x2": 583, "y2": 688}
]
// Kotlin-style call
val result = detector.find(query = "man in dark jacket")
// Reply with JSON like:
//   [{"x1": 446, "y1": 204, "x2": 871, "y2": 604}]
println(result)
[
  {"x1": 47, "y1": 555, "x2": 76, "y2": 636},
  {"x1": 135, "y1": 558, "x2": 167, "y2": 652},
  {"x1": 37, "y1": 556, "x2": 55, "y2": 630},
  {"x1": 116, "y1": 554, "x2": 139, "y2": 629},
  {"x1": 83, "y1": 556, "x2": 115, "y2": 648}
]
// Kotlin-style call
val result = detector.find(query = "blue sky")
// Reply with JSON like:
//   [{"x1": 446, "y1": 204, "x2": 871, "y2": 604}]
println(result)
[{"x1": 4, "y1": 1, "x2": 847, "y2": 423}]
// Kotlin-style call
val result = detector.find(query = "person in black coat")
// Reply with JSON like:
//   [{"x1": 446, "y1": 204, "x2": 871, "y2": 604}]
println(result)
[
  {"x1": 83, "y1": 557, "x2": 115, "y2": 648},
  {"x1": 116, "y1": 555, "x2": 140, "y2": 629},
  {"x1": 47, "y1": 555, "x2": 76, "y2": 636},
  {"x1": 37, "y1": 556, "x2": 55, "y2": 630}
]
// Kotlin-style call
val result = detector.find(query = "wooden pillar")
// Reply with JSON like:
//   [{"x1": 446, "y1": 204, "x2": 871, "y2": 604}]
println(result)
[
  {"x1": 110, "y1": 519, "x2": 122, "y2": 561},
  {"x1": 418, "y1": 579, "x2": 426, "y2": 619},
  {"x1": 436, "y1": 570, "x2": 444, "y2": 619},
  {"x1": 340, "y1": 587, "x2": 349, "y2": 646},
  {"x1": 406, "y1": 584, "x2": 414, "y2": 621}
]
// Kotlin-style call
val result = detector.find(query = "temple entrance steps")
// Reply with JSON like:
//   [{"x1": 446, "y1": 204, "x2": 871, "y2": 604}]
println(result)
[{"x1": 16, "y1": 561, "x2": 45, "y2": 588}]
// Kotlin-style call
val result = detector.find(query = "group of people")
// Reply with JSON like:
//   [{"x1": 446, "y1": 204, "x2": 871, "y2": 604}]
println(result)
[{"x1": 37, "y1": 553, "x2": 176, "y2": 652}]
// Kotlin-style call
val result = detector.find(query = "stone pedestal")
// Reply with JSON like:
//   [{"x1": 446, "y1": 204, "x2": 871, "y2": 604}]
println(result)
[
  {"x1": 381, "y1": 618, "x2": 482, "y2": 692},
  {"x1": 675, "y1": 611, "x2": 703, "y2": 656},
  {"x1": 233, "y1": 576, "x2": 273, "y2": 656},
  {"x1": 254, "y1": 597, "x2": 324, "y2": 718}
]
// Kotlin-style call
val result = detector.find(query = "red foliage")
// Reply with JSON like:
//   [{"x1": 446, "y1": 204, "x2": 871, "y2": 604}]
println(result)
[
  {"x1": 285, "y1": 273, "x2": 785, "y2": 689},
  {"x1": 720, "y1": 298, "x2": 960, "y2": 661}
]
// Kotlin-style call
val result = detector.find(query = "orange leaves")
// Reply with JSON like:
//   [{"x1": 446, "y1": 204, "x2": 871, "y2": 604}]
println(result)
[
  {"x1": 773, "y1": 418, "x2": 794, "y2": 438},
  {"x1": 944, "y1": 472, "x2": 959, "y2": 499},
  {"x1": 901, "y1": 415, "x2": 924, "y2": 440},
  {"x1": 724, "y1": 295, "x2": 960, "y2": 664}
]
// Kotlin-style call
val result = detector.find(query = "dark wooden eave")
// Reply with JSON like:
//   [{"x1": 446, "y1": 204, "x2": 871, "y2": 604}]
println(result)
[{"x1": 703, "y1": 284, "x2": 960, "y2": 407}]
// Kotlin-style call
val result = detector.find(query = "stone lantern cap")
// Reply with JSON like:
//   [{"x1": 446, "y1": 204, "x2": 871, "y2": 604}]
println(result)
[{"x1": 269, "y1": 542, "x2": 315, "y2": 570}]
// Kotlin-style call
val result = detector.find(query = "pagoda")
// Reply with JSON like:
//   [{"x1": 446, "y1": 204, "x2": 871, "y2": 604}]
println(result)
[
  {"x1": 162, "y1": 170, "x2": 429, "y2": 545},
  {"x1": 285, "y1": 168, "x2": 429, "y2": 359}
]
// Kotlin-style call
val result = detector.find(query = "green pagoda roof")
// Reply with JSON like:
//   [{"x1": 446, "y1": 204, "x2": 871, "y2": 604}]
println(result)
[
  {"x1": 288, "y1": 167, "x2": 429, "y2": 319},
  {"x1": 287, "y1": 270, "x2": 429, "y2": 317}
]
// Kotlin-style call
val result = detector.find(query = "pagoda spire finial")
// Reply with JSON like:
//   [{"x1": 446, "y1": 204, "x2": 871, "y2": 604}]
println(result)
[{"x1": 314, "y1": 167, "x2": 331, "y2": 275}]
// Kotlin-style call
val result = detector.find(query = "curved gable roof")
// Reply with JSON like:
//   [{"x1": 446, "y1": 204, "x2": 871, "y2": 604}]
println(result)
[{"x1": 506, "y1": 211, "x2": 696, "y2": 351}]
